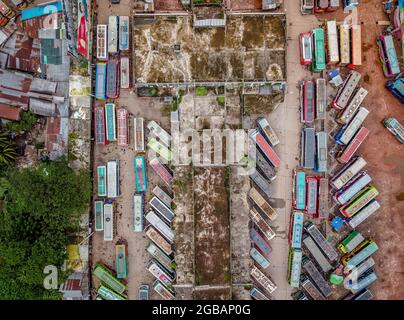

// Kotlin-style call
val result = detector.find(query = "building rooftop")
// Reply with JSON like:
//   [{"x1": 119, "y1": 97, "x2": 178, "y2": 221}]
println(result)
[{"x1": 0, "y1": 103, "x2": 21, "y2": 120}]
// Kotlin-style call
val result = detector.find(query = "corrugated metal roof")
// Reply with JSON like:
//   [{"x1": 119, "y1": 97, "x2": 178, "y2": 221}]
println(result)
[
  {"x1": 194, "y1": 19, "x2": 226, "y2": 28},
  {"x1": 29, "y1": 98, "x2": 57, "y2": 116},
  {"x1": 0, "y1": 103, "x2": 21, "y2": 120}
]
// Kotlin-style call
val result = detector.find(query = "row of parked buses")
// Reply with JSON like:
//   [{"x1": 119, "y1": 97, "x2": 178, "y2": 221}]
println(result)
[
  {"x1": 94, "y1": 16, "x2": 131, "y2": 100},
  {"x1": 247, "y1": 117, "x2": 282, "y2": 300},
  {"x1": 299, "y1": 21, "x2": 362, "y2": 72}
]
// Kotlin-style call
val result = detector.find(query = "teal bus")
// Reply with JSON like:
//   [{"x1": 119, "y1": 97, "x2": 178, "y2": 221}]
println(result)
[
  {"x1": 294, "y1": 171, "x2": 306, "y2": 210},
  {"x1": 288, "y1": 248, "x2": 302, "y2": 288},
  {"x1": 97, "y1": 166, "x2": 106, "y2": 197},
  {"x1": 93, "y1": 264, "x2": 127, "y2": 294},
  {"x1": 97, "y1": 285, "x2": 127, "y2": 300},
  {"x1": 311, "y1": 28, "x2": 326, "y2": 72}
]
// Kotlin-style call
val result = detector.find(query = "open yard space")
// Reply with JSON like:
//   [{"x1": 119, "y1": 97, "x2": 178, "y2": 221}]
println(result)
[{"x1": 133, "y1": 15, "x2": 286, "y2": 83}]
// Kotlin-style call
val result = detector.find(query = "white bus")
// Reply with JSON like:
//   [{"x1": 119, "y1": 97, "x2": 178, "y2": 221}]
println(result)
[
  {"x1": 339, "y1": 24, "x2": 350, "y2": 65},
  {"x1": 316, "y1": 131, "x2": 328, "y2": 173},
  {"x1": 150, "y1": 196, "x2": 175, "y2": 224},
  {"x1": 120, "y1": 57, "x2": 130, "y2": 89},
  {"x1": 119, "y1": 16, "x2": 130, "y2": 51},
  {"x1": 147, "y1": 120, "x2": 171, "y2": 148},
  {"x1": 108, "y1": 15, "x2": 118, "y2": 54},
  {"x1": 327, "y1": 21, "x2": 339, "y2": 63},
  {"x1": 348, "y1": 200, "x2": 380, "y2": 229},
  {"x1": 331, "y1": 156, "x2": 367, "y2": 190},
  {"x1": 103, "y1": 203, "x2": 114, "y2": 241},
  {"x1": 96, "y1": 24, "x2": 107, "y2": 60},
  {"x1": 107, "y1": 160, "x2": 120, "y2": 198},
  {"x1": 337, "y1": 88, "x2": 368, "y2": 125},
  {"x1": 134, "y1": 194, "x2": 144, "y2": 232},
  {"x1": 145, "y1": 210, "x2": 174, "y2": 243},
  {"x1": 336, "y1": 107, "x2": 370, "y2": 145},
  {"x1": 134, "y1": 117, "x2": 145, "y2": 152},
  {"x1": 316, "y1": 78, "x2": 327, "y2": 120},
  {"x1": 332, "y1": 71, "x2": 361, "y2": 110},
  {"x1": 251, "y1": 266, "x2": 277, "y2": 294}
]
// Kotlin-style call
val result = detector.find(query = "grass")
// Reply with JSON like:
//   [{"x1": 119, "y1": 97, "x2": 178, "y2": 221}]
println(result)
[
  {"x1": 195, "y1": 86, "x2": 208, "y2": 96},
  {"x1": 217, "y1": 96, "x2": 225, "y2": 106}
]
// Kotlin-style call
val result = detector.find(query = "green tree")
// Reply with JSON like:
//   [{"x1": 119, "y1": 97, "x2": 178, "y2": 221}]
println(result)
[
  {"x1": 7, "y1": 111, "x2": 37, "y2": 133},
  {"x1": 0, "y1": 132, "x2": 17, "y2": 168},
  {"x1": 0, "y1": 159, "x2": 91, "y2": 299}
]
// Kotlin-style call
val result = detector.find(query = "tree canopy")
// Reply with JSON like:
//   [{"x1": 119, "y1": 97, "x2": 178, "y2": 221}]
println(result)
[{"x1": 0, "y1": 159, "x2": 91, "y2": 299}]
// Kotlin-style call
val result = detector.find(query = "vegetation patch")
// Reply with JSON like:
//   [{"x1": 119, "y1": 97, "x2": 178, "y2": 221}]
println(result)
[
  {"x1": 217, "y1": 96, "x2": 225, "y2": 106},
  {"x1": 195, "y1": 86, "x2": 209, "y2": 96}
]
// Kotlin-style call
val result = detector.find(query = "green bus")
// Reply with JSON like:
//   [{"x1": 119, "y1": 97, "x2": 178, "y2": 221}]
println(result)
[
  {"x1": 340, "y1": 185, "x2": 379, "y2": 218},
  {"x1": 311, "y1": 28, "x2": 326, "y2": 72},
  {"x1": 338, "y1": 230, "x2": 364, "y2": 254},
  {"x1": 148, "y1": 137, "x2": 173, "y2": 162},
  {"x1": 93, "y1": 264, "x2": 127, "y2": 294},
  {"x1": 115, "y1": 244, "x2": 128, "y2": 279},
  {"x1": 97, "y1": 285, "x2": 127, "y2": 300}
]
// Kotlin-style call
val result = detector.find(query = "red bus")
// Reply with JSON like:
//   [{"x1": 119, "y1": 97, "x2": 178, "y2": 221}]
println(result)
[
  {"x1": 299, "y1": 32, "x2": 313, "y2": 65},
  {"x1": 106, "y1": 59, "x2": 119, "y2": 99},
  {"x1": 250, "y1": 130, "x2": 281, "y2": 168},
  {"x1": 337, "y1": 127, "x2": 369, "y2": 163},
  {"x1": 301, "y1": 80, "x2": 315, "y2": 124}
]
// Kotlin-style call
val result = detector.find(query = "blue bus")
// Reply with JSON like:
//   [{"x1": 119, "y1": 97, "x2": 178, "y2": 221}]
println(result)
[
  {"x1": 134, "y1": 155, "x2": 147, "y2": 192},
  {"x1": 95, "y1": 63, "x2": 107, "y2": 100}
]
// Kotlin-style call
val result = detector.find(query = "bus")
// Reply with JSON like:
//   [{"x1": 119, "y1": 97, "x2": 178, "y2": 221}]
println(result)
[
  {"x1": 334, "y1": 171, "x2": 372, "y2": 205},
  {"x1": 96, "y1": 25, "x2": 108, "y2": 60},
  {"x1": 106, "y1": 59, "x2": 119, "y2": 99},
  {"x1": 314, "y1": 0, "x2": 328, "y2": 12},
  {"x1": 335, "y1": 107, "x2": 369, "y2": 145},
  {"x1": 120, "y1": 57, "x2": 130, "y2": 89},
  {"x1": 148, "y1": 138, "x2": 173, "y2": 162},
  {"x1": 94, "y1": 106, "x2": 106, "y2": 145},
  {"x1": 115, "y1": 243, "x2": 127, "y2": 279},
  {"x1": 301, "y1": 275, "x2": 325, "y2": 300},
  {"x1": 97, "y1": 285, "x2": 127, "y2": 300},
  {"x1": 95, "y1": 63, "x2": 107, "y2": 100},
  {"x1": 336, "y1": 88, "x2": 368, "y2": 125},
  {"x1": 331, "y1": 71, "x2": 361, "y2": 110},
  {"x1": 301, "y1": 0, "x2": 314, "y2": 14},
  {"x1": 311, "y1": 28, "x2": 326, "y2": 72},
  {"x1": 342, "y1": 240, "x2": 378, "y2": 270},
  {"x1": 340, "y1": 185, "x2": 379, "y2": 218},
  {"x1": 294, "y1": 171, "x2": 306, "y2": 210},
  {"x1": 318, "y1": 178, "x2": 329, "y2": 219},
  {"x1": 350, "y1": 271, "x2": 377, "y2": 294},
  {"x1": 107, "y1": 160, "x2": 120, "y2": 198},
  {"x1": 302, "y1": 236, "x2": 332, "y2": 273},
  {"x1": 134, "y1": 155, "x2": 147, "y2": 192},
  {"x1": 147, "y1": 260, "x2": 174, "y2": 286},
  {"x1": 302, "y1": 127, "x2": 316, "y2": 170},
  {"x1": 348, "y1": 200, "x2": 380, "y2": 229},
  {"x1": 257, "y1": 117, "x2": 280, "y2": 147},
  {"x1": 117, "y1": 108, "x2": 128, "y2": 146},
  {"x1": 250, "y1": 170, "x2": 272, "y2": 199},
  {"x1": 326, "y1": 20, "x2": 339, "y2": 63},
  {"x1": 250, "y1": 208, "x2": 276, "y2": 241},
  {"x1": 255, "y1": 149, "x2": 277, "y2": 181},
  {"x1": 93, "y1": 264, "x2": 127, "y2": 294},
  {"x1": 316, "y1": 131, "x2": 328, "y2": 172},
  {"x1": 299, "y1": 32, "x2": 313, "y2": 65},
  {"x1": 94, "y1": 200, "x2": 104, "y2": 231},
  {"x1": 304, "y1": 221, "x2": 338, "y2": 262},
  {"x1": 251, "y1": 266, "x2": 277, "y2": 294},
  {"x1": 344, "y1": 288, "x2": 373, "y2": 300},
  {"x1": 336, "y1": 127, "x2": 369, "y2": 163},
  {"x1": 288, "y1": 248, "x2": 302, "y2": 288},
  {"x1": 108, "y1": 15, "x2": 118, "y2": 54},
  {"x1": 133, "y1": 193, "x2": 144, "y2": 232},
  {"x1": 146, "y1": 226, "x2": 172, "y2": 256},
  {"x1": 291, "y1": 211, "x2": 304, "y2": 249},
  {"x1": 103, "y1": 203, "x2": 114, "y2": 241},
  {"x1": 339, "y1": 24, "x2": 350, "y2": 65},
  {"x1": 316, "y1": 78, "x2": 327, "y2": 120},
  {"x1": 97, "y1": 165, "x2": 107, "y2": 197},
  {"x1": 351, "y1": 25, "x2": 362, "y2": 66},
  {"x1": 301, "y1": 80, "x2": 315, "y2": 124},
  {"x1": 249, "y1": 187, "x2": 278, "y2": 221},
  {"x1": 302, "y1": 257, "x2": 333, "y2": 297},
  {"x1": 249, "y1": 130, "x2": 281, "y2": 168},
  {"x1": 153, "y1": 280, "x2": 175, "y2": 300},
  {"x1": 292, "y1": 290, "x2": 309, "y2": 300},
  {"x1": 145, "y1": 210, "x2": 174, "y2": 243},
  {"x1": 134, "y1": 117, "x2": 145, "y2": 152},
  {"x1": 306, "y1": 177, "x2": 318, "y2": 215},
  {"x1": 147, "y1": 121, "x2": 171, "y2": 148},
  {"x1": 105, "y1": 103, "x2": 116, "y2": 142},
  {"x1": 119, "y1": 16, "x2": 130, "y2": 51},
  {"x1": 150, "y1": 196, "x2": 175, "y2": 224},
  {"x1": 250, "y1": 287, "x2": 269, "y2": 300},
  {"x1": 384, "y1": 117, "x2": 404, "y2": 144},
  {"x1": 338, "y1": 230, "x2": 365, "y2": 254},
  {"x1": 250, "y1": 247, "x2": 270, "y2": 269},
  {"x1": 250, "y1": 227, "x2": 272, "y2": 259},
  {"x1": 147, "y1": 243, "x2": 174, "y2": 274},
  {"x1": 152, "y1": 186, "x2": 172, "y2": 208},
  {"x1": 331, "y1": 156, "x2": 367, "y2": 190},
  {"x1": 344, "y1": 257, "x2": 375, "y2": 289},
  {"x1": 377, "y1": 34, "x2": 400, "y2": 78},
  {"x1": 150, "y1": 157, "x2": 174, "y2": 186}
]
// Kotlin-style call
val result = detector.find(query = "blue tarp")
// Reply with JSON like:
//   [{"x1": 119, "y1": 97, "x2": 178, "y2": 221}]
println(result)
[{"x1": 21, "y1": 1, "x2": 63, "y2": 21}]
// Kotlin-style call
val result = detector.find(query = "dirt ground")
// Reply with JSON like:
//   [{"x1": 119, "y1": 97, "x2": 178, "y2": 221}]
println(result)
[
  {"x1": 228, "y1": 0, "x2": 262, "y2": 11},
  {"x1": 155, "y1": 0, "x2": 186, "y2": 11},
  {"x1": 133, "y1": 15, "x2": 286, "y2": 83},
  {"x1": 316, "y1": 1, "x2": 404, "y2": 299}
]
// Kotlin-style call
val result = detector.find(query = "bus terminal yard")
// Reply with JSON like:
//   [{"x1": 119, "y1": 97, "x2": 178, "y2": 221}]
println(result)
[{"x1": 88, "y1": 0, "x2": 403, "y2": 301}]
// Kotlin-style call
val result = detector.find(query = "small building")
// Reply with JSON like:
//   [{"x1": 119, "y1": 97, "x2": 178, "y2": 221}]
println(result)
[
  {"x1": 0, "y1": 103, "x2": 21, "y2": 120},
  {"x1": 263, "y1": 0, "x2": 279, "y2": 11}
]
